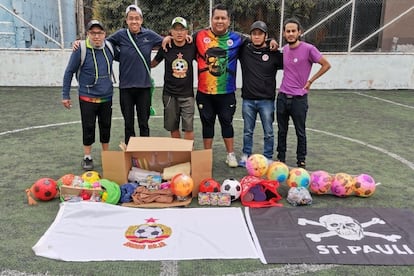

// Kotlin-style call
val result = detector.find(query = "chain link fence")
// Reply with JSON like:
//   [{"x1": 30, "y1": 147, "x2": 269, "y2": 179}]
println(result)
[{"x1": 1, "y1": 0, "x2": 413, "y2": 52}]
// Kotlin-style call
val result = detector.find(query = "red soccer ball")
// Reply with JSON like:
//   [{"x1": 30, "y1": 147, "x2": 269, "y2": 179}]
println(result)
[
  {"x1": 31, "y1": 178, "x2": 58, "y2": 201},
  {"x1": 199, "y1": 178, "x2": 221, "y2": 193}
]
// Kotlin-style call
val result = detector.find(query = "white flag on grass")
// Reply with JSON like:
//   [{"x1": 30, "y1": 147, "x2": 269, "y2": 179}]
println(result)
[{"x1": 33, "y1": 202, "x2": 258, "y2": 262}]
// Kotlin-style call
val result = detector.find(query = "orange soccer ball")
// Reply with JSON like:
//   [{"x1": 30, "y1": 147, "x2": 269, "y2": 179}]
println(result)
[{"x1": 170, "y1": 173, "x2": 194, "y2": 197}]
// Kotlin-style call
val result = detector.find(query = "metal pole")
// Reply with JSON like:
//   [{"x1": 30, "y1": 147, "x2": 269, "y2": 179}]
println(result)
[
  {"x1": 279, "y1": 0, "x2": 285, "y2": 47},
  {"x1": 348, "y1": 0, "x2": 356, "y2": 53},
  {"x1": 77, "y1": 0, "x2": 85, "y2": 39},
  {"x1": 58, "y1": 0, "x2": 64, "y2": 49}
]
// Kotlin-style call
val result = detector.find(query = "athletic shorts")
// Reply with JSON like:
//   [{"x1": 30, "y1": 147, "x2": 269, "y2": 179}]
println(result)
[{"x1": 163, "y1": 94, "x2": 195, "y2": 132}]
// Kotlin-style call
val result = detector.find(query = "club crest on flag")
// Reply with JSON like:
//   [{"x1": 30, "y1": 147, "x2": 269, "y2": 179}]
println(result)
[{"x1": 124, "y1": 217, "x2": 172, "y2": 250}]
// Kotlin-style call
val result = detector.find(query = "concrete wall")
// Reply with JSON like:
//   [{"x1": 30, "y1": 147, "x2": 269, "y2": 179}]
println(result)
[{"x1": 0, "y1": 50, "x2": 413, "y2": 90}]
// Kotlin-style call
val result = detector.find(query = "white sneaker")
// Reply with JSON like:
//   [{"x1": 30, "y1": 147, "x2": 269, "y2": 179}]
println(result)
[
  {"x1": 226, "y1": 152, "x2": 238, "y2": 168},
  {"x1": 267, "y1": 158, "x2": 274, "y2": 165},
  {"x1": 238, "y1": 154, "x2": 248, "y2": 167}
]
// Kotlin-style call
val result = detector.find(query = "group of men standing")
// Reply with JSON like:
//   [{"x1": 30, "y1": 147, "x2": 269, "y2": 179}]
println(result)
[{"x1": 62, "y1": 3, "x2": 331, "y2": 171}]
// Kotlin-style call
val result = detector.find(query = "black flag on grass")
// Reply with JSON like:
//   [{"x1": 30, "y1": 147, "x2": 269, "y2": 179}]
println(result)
[{"x1": 245, "y1": 207, "x2": 414, "y2": 265}]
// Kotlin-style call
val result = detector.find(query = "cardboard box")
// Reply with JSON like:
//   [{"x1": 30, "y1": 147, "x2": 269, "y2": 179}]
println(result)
[{"x1": 101, "y1": 137, "x2": 212, "y2": 197}]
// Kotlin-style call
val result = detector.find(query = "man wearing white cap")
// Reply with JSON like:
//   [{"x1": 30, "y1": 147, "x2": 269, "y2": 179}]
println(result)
[
  {"x1": 151, "y1": 17, "x2": 196, "y2": 140},
  {"x1": 106, "y1": 5, "x2": 164, "y2": 143}
]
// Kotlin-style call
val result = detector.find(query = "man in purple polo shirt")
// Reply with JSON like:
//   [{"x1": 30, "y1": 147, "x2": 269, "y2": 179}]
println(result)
[{"x1": 276, "y1": 18, "x2": 331, "y2": 169}]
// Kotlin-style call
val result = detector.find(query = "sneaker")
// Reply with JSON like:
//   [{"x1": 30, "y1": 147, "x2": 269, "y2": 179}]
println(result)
[
  {"x1": 297, "y1": 161, "x2": 306, "y2": 169},
  {"x1": 81, "y1": 157, "x2": 94, "y2": 170},
  {"x1": 238, "y1": 154, "x2": 248, "y2": 167},
  {"x1": 267, "y1": 158, "x2": 274, "y2": 165},
  {"x1": 226, "y1": 153, "x2": 238, "y2": 168},
  {"x1": 276, "y1": 159, "x2": 286, "y2": 163}
]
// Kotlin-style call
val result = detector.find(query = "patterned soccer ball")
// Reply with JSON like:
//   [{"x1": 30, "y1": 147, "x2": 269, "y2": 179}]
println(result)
[
  {"x1": 286, "y1": 168, "x2": 310, "y2": 188},
  {"x1": 310, "y1": 170, "x2": 332, "y2": 195},
  {"x1": 246, "y1": 154, "x2": 269, "y2": 177},
  {"x1": 31, "y1": 177, "x2": 58, "y2": 201},
  {"x1": 220, "y1": 178, "x2": 242, "y2": 201},
  {"x1": 81, "y1": 170, "x2": 101, "y2": 183},
  {"x1": 170, "y1": 173, "x2": 194, "y2": 197},
  {"x1": 330, "y1": 172, "x2": 355, "y2": 197},
  {"x1": 199, "y1": 178, "x2": 221, "y2": 193},
  {"x1": 266, "y1": 161, "x2": 289, "y2": 183},
  {"x1": 354, "y1": 173, "x2": 376, "y2": 197}
]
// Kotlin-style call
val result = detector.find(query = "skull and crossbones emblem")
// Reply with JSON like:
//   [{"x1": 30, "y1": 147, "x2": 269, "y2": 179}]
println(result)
[{"x1": 298, "y1": 214, "x2": 401, "y2": 242}]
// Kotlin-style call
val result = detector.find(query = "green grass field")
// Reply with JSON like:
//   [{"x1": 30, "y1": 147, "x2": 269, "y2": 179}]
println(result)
[{"x1": 0, "y1": 87, "x2": 413, "y2": 276}]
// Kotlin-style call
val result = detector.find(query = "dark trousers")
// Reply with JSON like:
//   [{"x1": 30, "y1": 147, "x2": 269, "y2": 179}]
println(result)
[
  {"x1": 79, "y1": 100, "x2": 112, "y2": 146},
  {"x1": 120, "y1": 87, "x2": 151, "y2": 144},
  {"x1": 276, "y1": 93, "x2": 308, "y2": 162}
]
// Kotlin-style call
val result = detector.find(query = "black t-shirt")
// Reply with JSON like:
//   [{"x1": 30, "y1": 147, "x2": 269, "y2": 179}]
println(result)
[
  {"x1": 239, "y1": 43, "x2": 283, "y2": 100},
  {"x1": 154, "y1": 42, "x2": 196, "y2": 98}
]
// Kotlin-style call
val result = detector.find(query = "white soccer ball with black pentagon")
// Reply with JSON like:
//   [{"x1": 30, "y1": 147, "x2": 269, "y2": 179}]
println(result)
[
  {"x1": 135, "y1": 224, "x2": 163, "y2": 239},
  {"x1": 221, "y1": 178, "x2": 242, "y2": 201}
]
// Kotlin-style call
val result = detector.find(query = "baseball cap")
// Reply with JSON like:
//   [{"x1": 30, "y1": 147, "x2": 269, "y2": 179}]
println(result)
[
  {"x1": 171, "y1": 17, "x2": 187, "y2": 28},
  {"x1": 125, "y1": 4, "x2": 143, "y2": 16},
  {"x1": 87, "y1": 20, "x2": 105, "y2": 31},
  {"x1": 250, "y1": 21, "x2": 268, "y2": 33}
]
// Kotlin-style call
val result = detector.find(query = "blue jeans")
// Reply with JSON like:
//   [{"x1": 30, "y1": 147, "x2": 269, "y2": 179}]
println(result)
[{"x1": 242, "y1": 99, "x2": 275, "y2": 159}]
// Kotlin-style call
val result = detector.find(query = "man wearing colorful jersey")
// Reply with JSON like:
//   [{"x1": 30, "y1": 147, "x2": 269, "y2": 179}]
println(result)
[
  {"x1": 62, "y1": 20, "x2": 116, "y2": 170},
  {"x1": 194, "y1": 4, "x2": 243, "y2": 167},
  {"x1": 276, "y1": 18, "x2": 331, "y2": 169}
]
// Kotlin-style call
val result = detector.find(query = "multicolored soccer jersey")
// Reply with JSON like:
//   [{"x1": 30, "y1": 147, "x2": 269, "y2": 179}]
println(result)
[{"x1": 195, "y1": 29, "x2": 244, "y2": 95}]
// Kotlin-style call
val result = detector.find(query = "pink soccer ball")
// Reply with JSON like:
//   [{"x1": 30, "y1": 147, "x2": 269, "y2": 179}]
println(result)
[
  {"x1": 354, "y1": 174, "x2": 376, "y2": 197},
  {"x1": 246, "y1": 154, "x2": 269, "y2": 177},
  {"x1": 330, "y1": 173, "x2": 355, "y2": 197},
  {"x1": 310, "y1": 170, "x2": 332, "y2": 195}
]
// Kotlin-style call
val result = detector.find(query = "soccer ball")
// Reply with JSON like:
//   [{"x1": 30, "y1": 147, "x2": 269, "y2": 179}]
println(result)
[
  {"x1": 135, "y1": 224, "x2": 163, "y2": 239},
  {"x1": 309, "y1": 170, "x2": 332, "y2": 195},
  {"x1": 199, "y1": 178, "x2": 221, "y2": 193},
  {"x1": 220, "y1": 178, "x2": 242, "y2": 201},
  {"x1": 246, "y1": 154, "x2": 269, "y2": 177},
  {"x1": 286, "y1": 168, "x2": 310, "y2": 188},
  {"x1": 81, "y1": 170, "x2": 101, "y2": 183},
  {"x1": 354, "y1": 174, "x2": 376, "y2": 197},
  {"x1": 31, "y1": 177, "x2": 58, "y2": 201},
  {"x1": 170, "y1": 173, "x2": 194, "y2": 198},
  {"x1": 266, "y1": 161, "x2": 289, "y2": 183},
  {"x1": 331, "y1": 172, "x2": 355, "y2": 197},
  {"x1": 57, "y1": 174, "x2": 75, "y2": 186}
]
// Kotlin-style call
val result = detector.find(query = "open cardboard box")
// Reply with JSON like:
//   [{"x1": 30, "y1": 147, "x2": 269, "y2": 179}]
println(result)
[{"x1": 101, "y1": 137, "x2": 212, "y2": 199}]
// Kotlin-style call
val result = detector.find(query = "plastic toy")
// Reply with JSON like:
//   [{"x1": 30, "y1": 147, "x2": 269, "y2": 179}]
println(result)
[
  {"x1": 287, "y1": 168, "x2": 310, "y2": 188},
  {"x1": 220, "y1": 178, "x2": 242, "y2": 201},
  {"x1": 170, "y1": 173, "x2": 194, "y2": 199},
  {"x1": 199, "y1": 178, "x2": 221, "y2": 193},
  {"x1": 354, "y1": 173, "x2": 376, "y2": 197},
  {"x1": 246, "y1": 154, "x2": 269, "y2": 177},
  {"x1": 331, "y1": 172, "x2": 355, "y2": 197},
  {"x1": 309, "y1": 170, "x2": 332, "y2": 194},
  {"x1": 81, "y1": 170, "x2": 101, "y2": 183},
  {"x1": 266, "y1": 161, "x2": 289, "y2": 182},
  {"x1": 26, "y1": 177, "x2": 58, "y2": 205}
]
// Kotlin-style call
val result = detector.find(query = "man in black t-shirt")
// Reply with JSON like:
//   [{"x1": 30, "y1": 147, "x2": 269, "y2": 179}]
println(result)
[
  {"x1": 238, "y1": 21, "x2": 283, "y2": 167},
  {"x1": 151, "y1": 17, "x2": 196, "y2": 140}
]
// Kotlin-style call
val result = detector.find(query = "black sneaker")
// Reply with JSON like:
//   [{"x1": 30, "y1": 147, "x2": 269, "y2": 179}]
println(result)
[
  {"x1": 297, "y1": 161, "x2": 306, "y2": 169},
  {"x1": 81, "y1": 158, "x2": 94, "y2": 170}
]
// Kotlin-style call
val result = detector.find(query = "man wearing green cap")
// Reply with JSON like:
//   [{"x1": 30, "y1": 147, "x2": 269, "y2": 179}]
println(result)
[{"x1": 151, "y1": 17, "x2": 196, "y2": 140}]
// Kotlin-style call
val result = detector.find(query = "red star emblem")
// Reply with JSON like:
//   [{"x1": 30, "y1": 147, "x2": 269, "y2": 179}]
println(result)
[{"x1": 145, "y1": 217, "x2": 158, "y2": 223}]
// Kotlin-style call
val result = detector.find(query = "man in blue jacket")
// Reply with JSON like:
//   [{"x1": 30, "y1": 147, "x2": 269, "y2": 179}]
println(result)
[{"x1": 62, "y1": 20, "x2": 116, "y2": 170}]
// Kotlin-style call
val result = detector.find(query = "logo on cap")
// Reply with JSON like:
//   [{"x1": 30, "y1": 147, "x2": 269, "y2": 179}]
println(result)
[{"x1": 171, "y1": 17, "x2": 187, "y2": 29}]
